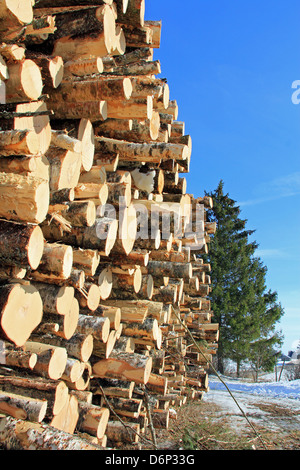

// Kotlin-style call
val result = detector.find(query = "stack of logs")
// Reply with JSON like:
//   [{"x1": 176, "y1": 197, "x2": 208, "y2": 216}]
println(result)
[{"x1": 0, "y1": 0, "x2": 219, "y2": 450}]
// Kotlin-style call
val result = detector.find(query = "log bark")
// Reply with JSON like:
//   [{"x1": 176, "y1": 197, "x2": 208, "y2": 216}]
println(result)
[
  {"x1": 76, "y1": 314, "x2": 110, "y2": 344},
  {"x1": 0, "y1": 221, "x2": 44, "y2": 270},
  {"x1": 0, "y1": 374, "x2": 68, "y2": 417},
  {"x1": 31, "y1": 283, "x2": 74, "y2": 316},
  {"x1": 0, "y1": 415, "x2": 102, "y2": 450},
  {"x1": 0, "y1": 283, "x2": 43, "y2": 347},
  {"x1": 0, "y1": 390, "x2": 47, "y2": 423},
  {"x1": 92, "y1": 352, "x2": 152, "y2": 384}
]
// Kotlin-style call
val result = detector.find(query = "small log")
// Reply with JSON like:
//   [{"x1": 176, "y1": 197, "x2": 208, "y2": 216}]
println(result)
[
  {"x1": 31, "y1": 242, "x2": 73, "y2": 281},
  {"x1": 23, "y1": 341, "x2": 68, "y2": 381},
  {"x1": 72, "y1": 249, "x2": 100, "y2": 277},
  {"x1": 105, "y1": 420, "x2": 140, "y2": 444}
]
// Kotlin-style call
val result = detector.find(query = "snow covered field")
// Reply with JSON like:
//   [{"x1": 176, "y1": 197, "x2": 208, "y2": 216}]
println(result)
[{"x1": 202, "y1": 375, "x2": 300, "y2": 437}]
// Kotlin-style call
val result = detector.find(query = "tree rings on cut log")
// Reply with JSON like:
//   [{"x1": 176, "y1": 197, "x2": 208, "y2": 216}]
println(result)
[
  {"x1": 5, "y1": 59, "x2": 43, "y2": 102},
  {"x1": 0, "y1": 283, "x2": 43, "y2": 347}
]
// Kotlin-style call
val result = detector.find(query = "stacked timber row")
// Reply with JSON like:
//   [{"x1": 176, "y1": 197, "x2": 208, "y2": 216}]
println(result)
[{"x1": 0, "y1": 0, "x2": 219, "y2": 450}]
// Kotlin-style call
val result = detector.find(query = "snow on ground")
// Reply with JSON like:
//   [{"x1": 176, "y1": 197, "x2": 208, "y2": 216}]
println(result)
[{"x1": 201, "y1": 375, "x2": 300, "y2": 435}]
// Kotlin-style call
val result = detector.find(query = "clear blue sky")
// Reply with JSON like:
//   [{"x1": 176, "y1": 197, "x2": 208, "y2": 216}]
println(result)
[{"x1": 145, "y1": 0, "x2": 300, "y2": 354}]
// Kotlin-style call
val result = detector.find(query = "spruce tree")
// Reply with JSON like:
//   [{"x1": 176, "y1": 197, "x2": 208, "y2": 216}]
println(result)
[{"x1": 204, "y1": 180, "x2": 284, "y2": 375}]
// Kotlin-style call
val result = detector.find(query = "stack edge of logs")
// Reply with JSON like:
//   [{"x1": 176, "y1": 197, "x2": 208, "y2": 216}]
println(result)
[{"x1": 0, "y1": 0, "x2": 219, "y2": 450}]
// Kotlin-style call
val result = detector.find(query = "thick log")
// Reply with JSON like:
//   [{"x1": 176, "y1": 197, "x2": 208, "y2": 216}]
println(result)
[
  {"x1": 63, "y1": 56, "x2": 103, "y2": 77},
  {"x1": 0, "y1": 221, "x2": 44, "y2": 270},
  {"x1": 117, "y1": 0, "x2": 145, "y2": 27},
  {"x1": 48, "y1": 5, "x2": 116, "y2": 60},
  {"x1": 0, "y1": 283, "x2": 43, "y2": 347},
  {"x1": 0, "y1": 172, "x2": 49, "y2": 224},
  {"x1": 47, "y1": 100, "x2": 107, "y2": 122},
  {"x1": 95, "y1": 136, "x2": 189, "y2": 165},
  {"x1": 0, "y1": 342, "x2": 37, "y2": 370},
  {"x1": 0, "y1": 416, "x2": 102, "y2": 450},
  {"x1": 61, "y1": 358, "x2": 85, "y2": 384},
  {"x1": 0, "y1": 0, "x2": 33, "y2": 41},
  {"x1": 5, "y1": 59, "x2": 43, "y2": 103},
  {"x1": 73, "y1": 282, "x2": 101, "y2": 313},
  {"x1": 147, "y1": 260, "x2": 192, "y2": 281},
  {"x1": 106, "y1": 95, "x2": 153, "y2": 120},
  {"x1": 0, "y1": 374, "x2": 68, "y2": 418},
  {"x1": 92, "y1": 352, "x2": 152, "y2": 384}
]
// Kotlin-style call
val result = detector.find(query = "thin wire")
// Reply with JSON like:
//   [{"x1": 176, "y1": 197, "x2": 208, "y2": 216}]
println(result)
[{"x1": 171, "y1": 306, "x2": 268, "y2": 450}]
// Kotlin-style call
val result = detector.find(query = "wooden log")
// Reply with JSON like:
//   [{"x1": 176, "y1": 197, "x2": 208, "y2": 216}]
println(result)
[
  {"x1": 0, "y1": 129, "x2": 41, "y2": 156},
  {"x1": 46, "y1": 147, "x2": 82, "y2": 191},
  {"x1": 64, "y1": 200, "x2": 97, "y2": 228},
  {"x1": 95, "y1": 136, "x2": 189, "y2": 165},
  {"x1": 103, "y1": 396, "x2": 142, "y2": 419},
  {"x1": 49, "y1": 5, "x2": 116, "y2": 60},
  {"x1": 5, "y1": 59, "x2": 43, "y2": 102},
  {"x1": 106, "y1": 95, "x2": 153, "y2": 120},
  {"x1": 0, "y1": 172, "x2": 49, "y2": 224},
  {"x1": 40, "y1": 297, "x2": 79, "y2": 340},
  {"x1": 9, "y1": 101, "x2": 51, "y2": 156},
  {"x1": 0, "y1": 342, "x2": 36, "y2": 370},
  {"x1": 151, "y1": 409, "x2": 169, "y2": 429},
  {"x1": 73, "y1": 281, "x2": 101, "y2": 312},
  {"x1": 96, "y1": 266, "x2": 113, "y2": 300},
  {"x1": 0, "y1": 416, "x2": 102, "y2": 450},
  {"x1": 0, "y1": 374, "x2": 68, "y2": 418},
  {"x1": 41, "y1": 217, "x2": 118, "y2": 257},
  {"x1": 92, "y1": 329, "x2": 117, "y2": 358},
  {"x1": 30, "y1": 242, "x2": 73, "y2": 281},
  {"x1": 72, "y1": 249, "x2": 100, "y2": 277},
  {"x1": 0, "y1": 390, "x2": 47, "y2": 423},
  {"x1": 47, "y1": 100, "x2": 107, "y2": 122},
  {"x1": 61, "y1": 358, "x2": 85, "y2": 384},
  {"x1": 63, "y1": 56, "x2": 103, "y2": 77},
  {"x1": 31, "y1": 283, "x2": 74, "y2": 316},
  {"x1": 117, "y1": 0, "x2": 145, "y2": 27},
  {"x1": 65, "y1": 361, "x2": 92, "y2": 391},
  {"x1": 0, "y1": 283, "x2": 43, "y2": 347},
  {"x1": 77, "y1": 403, "x2": 109, "y2": 439},
  {"x1": 91, "y1": 305, "x2": 121, "y2": 330},
  {"x1": 50, "y1": 76, "x2": 132, "y2": 103},
  {"x1": 25, "y1": 52, "x2": 64, "y2": 89},
  {"x1": 0, "y1": 221, "x2": 44, "y2": 271},
  {"x1": 23, "y1": 341, "x2": 67, "y2": 381},
  {"x1": 105, "y1": 420, "x2": 140, "y2": 444},
  {"x1": 92, "y1": 352, "x2": 152, "y2": 384},
  {"x1": 147, "y1": 260, "x2": 192, "y2": 281},
  {"x1": 50, "y1": 394, "x2": 79, "y2": 435},
  {"x1": 76, "y1": 314, "x2": 110, "y2": 344},
  {"x1": 0, "y1": 0, "x2": 33, "y2": 41}
]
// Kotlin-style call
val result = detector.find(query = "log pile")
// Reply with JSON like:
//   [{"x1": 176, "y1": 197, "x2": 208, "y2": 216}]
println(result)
[{"x1": 0, "y1": 0, "x2": 219, "y2": 450}]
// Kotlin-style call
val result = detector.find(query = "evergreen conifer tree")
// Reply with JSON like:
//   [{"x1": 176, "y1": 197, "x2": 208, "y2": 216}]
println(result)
[{"x1": 204, "y1": 180, "x2": 284, "y2": 375}]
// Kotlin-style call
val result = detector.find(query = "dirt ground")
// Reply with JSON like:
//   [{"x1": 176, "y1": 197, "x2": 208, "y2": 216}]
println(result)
[{"x1": 140, "y1": 387, "x2": 300, "y2": 451}]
